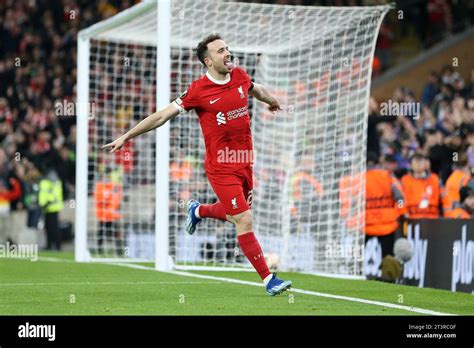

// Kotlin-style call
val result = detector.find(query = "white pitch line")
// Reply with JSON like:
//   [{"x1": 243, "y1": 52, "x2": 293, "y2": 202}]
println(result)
[
  {"x1": 110, "y1": 262, "x2": 455, "y2": 316},
  {"x1": 0, "y1": 281, "x2": 221, "y2": 286},
  {"x1": 17, "y1": 257, "x2": 455, "y2": 316},
  {"x1": 38, "y1": 256, "x2": 74, "y2": 263}
]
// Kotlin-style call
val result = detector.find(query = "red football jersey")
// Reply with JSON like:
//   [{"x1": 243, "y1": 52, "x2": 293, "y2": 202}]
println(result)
[{"x1": 173, "y1": 67, "x2": 254, "y2": 173}]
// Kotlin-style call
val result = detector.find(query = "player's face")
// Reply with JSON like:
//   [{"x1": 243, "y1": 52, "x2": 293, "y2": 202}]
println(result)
[{"x1": 205, "y1": 40, "x2": 232, "y2": 74}]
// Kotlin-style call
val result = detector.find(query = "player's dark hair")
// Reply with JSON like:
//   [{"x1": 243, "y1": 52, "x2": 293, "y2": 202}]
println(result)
[{"x1": 196, "y1": 34, "x2": 223, "y2": 66}]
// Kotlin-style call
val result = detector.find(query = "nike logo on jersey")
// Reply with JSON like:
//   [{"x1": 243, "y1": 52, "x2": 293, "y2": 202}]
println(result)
[{"x1": 210, "y1": 98, "x2": 221, "y2": 104}]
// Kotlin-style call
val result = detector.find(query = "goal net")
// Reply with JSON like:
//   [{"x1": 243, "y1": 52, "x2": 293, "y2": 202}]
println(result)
[{"x1": 76, "y1": 0, "x2": 391, "y2": 276}]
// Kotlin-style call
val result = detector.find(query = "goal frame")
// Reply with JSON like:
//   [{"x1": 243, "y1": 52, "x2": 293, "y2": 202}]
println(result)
[
  {"x1": 75, "y1": 0, "x2": 392, "y2": 277},
  {"x1": 75, "y1": 0, "x2": 171, "y2": 267}
]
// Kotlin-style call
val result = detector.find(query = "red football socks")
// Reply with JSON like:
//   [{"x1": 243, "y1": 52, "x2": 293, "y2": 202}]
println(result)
[
  {"x1": 198, "y1": 202, "x2": 227, "y2": 221},
  {"x1": 237, "y1": 232, "x2": 271, "y2": 280}
]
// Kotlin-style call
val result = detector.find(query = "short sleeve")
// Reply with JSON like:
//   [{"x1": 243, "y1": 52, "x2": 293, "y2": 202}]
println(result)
[
  {"x1": 173, "y1": 81, "x2": 200, "y2": 114},
  {"x1": 235, "y1": 67, "x2": 254, "y2": 92}
]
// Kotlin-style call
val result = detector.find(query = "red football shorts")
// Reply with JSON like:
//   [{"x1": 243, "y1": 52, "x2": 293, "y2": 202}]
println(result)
[{"x1": 206, "y1": 166, "x2": 253, "y2": 216}]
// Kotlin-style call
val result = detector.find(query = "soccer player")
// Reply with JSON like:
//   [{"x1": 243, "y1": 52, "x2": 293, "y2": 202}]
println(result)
[{"x1": 103, "y1": 34, "x2": 292, "y2": 296}]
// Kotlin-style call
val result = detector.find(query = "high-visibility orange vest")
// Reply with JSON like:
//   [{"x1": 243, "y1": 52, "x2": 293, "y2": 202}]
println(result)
[
  {"x1": 365, "y1": 168, "x2": 402, "y2": 236},
  {"x1": 94, "y1": 181, "x2": 123, "y2": 222},
  {"x1": 444, "y1": 169, "x2": 471, "y2": 215},
  {"x1": 401, "y1": 172, "x2": 442, "y2": 219},
  {"x1": 339, "y1": 172, "x2": 365, "y2": 230},
  {"x1": 170, "y1": 161, "x2": 193, "y2": 182},
  {"x1": 445, "y1": 207, "x2": 471, "y2": 219}
]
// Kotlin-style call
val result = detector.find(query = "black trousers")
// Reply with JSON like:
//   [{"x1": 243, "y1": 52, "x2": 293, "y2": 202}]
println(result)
[
  {"x1": 365, "y1": 232, "x2": 395, "y2": 258},
  {"x1": 45, "y1": 212, "x2": 60, "y2": 250}
]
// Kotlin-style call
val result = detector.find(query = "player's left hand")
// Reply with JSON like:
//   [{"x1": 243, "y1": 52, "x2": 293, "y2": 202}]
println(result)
[{"x1": 267, "y1": 97, "x2": 282, "y2": 112}]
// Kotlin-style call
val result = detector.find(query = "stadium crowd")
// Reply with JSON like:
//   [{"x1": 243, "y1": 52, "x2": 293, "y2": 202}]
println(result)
[
  {"x1": 362, "y1": 65, "x2": 474, "y2": 280},
  {"x1": 368, "y1": 65, "x2": 474, "y2": 187},
  {"x1": 0, "y1": 0, "x2": 138, "y2": 248}
]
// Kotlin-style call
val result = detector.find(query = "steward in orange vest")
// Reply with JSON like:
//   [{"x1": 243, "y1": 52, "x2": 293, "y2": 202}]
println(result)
[
  {"x1": 364, "y1": 153, "x2": 404, "y2": 272},
  {"x1": 445, "y1": 186, "x2": 474, "y2": 219},
  {"x1": 365, "y1": 163, "x2": 404, "y2": 237},
  {"x1": 444, "y1": 154, "x2": 473, "y2": 216},
  {"x1": 94, "y1": 168, "x2": 124, "y2": 255},
  {"x1": 339, "y1": 171, "x2": 365, "y2": 231},
  {"x1": 401, "y1": 154, "x2": 446, "y2": 219}
]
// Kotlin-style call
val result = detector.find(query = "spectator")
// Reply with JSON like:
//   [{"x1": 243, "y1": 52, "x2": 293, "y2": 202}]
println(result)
[
  {"x1": 444, "y1": 153, "x2": 474, "y2": 216},
  {"x1": 56, "y1": 145, "x2": 75, "y2": 200},
  {"x1": 427, "y1": 0, "x2": 452, "y2": 45},
  {"x1": 421, "y1": 71, "x2": 440, "y2": 106},
  {"x1": 382, "y1": 154, "x2": 397, "y2": 175},
  {"x1": 38, "y1": 169, "x2": 63, "y2": 250},
  {"x1": 441, "y1": 65, "x2": 461, "y2": 86},
  {"x1": 19, "y1": 159, "x2": 43, "y2": 229},
  {"x1": 464, "y1": 125, "x2": 474, "y2": 169},
  {"x1": 375, "y1": 20, "x2": 394, "y2": 71},
  {"x1": 401, "y1": 153, "x2": 446, "y2": 219},
  {"x1": 367, "y1": 97, "x2": 396, "y2": 159},
  {"x1": 446, "y1": 186, "x2": 474, "y2": 219},
  {"x1": 422, "y1": 129, "x2": 452, "y2": 182},
  {"x1": 0, "y1": 176, "x2": 22, "y2": 244}
]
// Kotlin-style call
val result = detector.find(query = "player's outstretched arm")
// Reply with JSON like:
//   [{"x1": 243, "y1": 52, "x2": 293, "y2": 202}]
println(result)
[
  {"x1": 102, "y1": 103, "x2": 179, "y2": 153},
  {"x1": 249, "y1": 83, "x2": 282, "y2": 112}
]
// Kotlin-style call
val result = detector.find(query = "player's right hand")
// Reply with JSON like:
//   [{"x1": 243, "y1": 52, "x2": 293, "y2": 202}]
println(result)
[{"x1": 102, "y1": 136, "x2": 126, "y2": 153}]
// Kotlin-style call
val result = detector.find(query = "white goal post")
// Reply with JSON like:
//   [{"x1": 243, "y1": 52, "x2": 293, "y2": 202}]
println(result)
[{"x1": 75, "y1": 0, "x2": 392, "y2": 277}]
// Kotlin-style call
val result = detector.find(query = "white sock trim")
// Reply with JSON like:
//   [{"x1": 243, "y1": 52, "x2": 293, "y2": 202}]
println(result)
[
  {"x1": 263, "y1": 273, "x2": 273, "y2": 286},
  {"x1": 194, "y1": 205, "x2": 200, "y2": 218}
]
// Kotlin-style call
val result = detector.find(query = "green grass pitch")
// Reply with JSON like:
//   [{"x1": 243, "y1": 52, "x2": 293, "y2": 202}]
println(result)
[{"x1": 0, "y1": 251, "x2": 472, "y2": 316}]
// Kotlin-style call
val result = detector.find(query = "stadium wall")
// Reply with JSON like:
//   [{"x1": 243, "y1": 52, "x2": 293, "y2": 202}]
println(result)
[{"x1": 403, "y1": 219, "x2": 474, "y2": 294}]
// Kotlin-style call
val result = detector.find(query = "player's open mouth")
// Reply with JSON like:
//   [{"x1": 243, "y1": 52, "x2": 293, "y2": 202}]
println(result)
[{"x1": 224, "y1": 60, "x2": 234, "y2": 70}]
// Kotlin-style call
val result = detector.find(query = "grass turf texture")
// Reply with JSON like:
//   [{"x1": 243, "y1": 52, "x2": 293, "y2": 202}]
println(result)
[{"x1": 0, "y1": 251, "x2": 472, "y2": 315}]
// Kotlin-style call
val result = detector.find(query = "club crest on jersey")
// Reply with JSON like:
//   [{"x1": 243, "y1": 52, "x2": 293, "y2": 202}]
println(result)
[
  {"x1": 238, "y1": 86, "x2": 245, "y2": 99},
  {"x1": 216, "y1": 111, "x2": 226, "y2": 125},
  {"x1": 231, "y1": 197, "x2": 238, "y2": 209}
]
